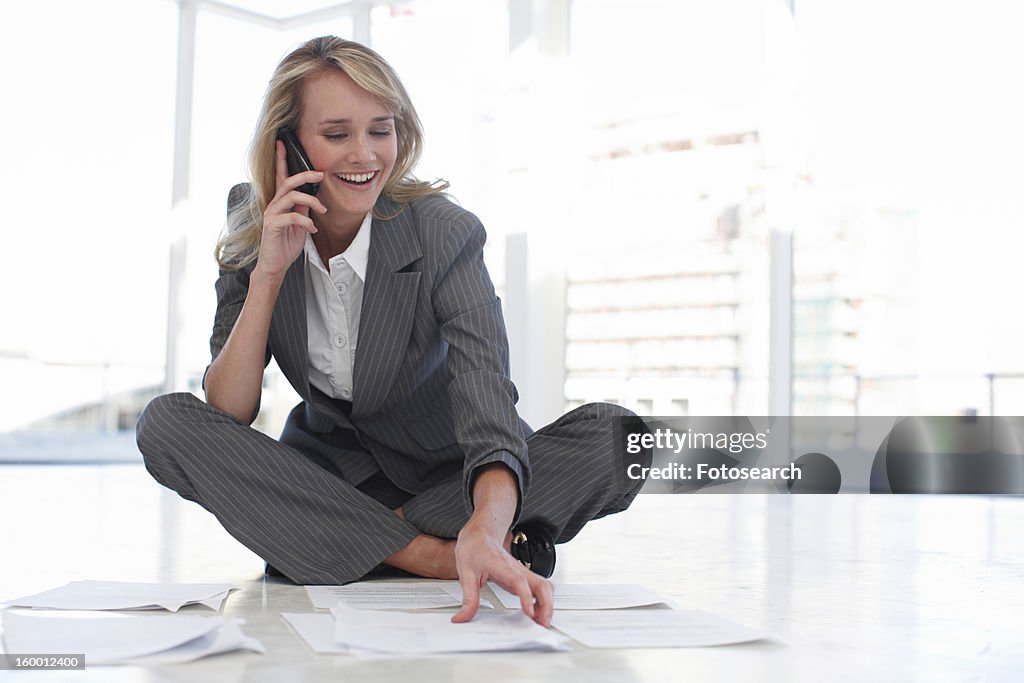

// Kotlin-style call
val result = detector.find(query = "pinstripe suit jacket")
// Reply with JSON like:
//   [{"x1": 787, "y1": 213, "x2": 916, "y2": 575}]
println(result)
[{"x1": 206, "y1": 192, "x2": 531, "y2": 514}]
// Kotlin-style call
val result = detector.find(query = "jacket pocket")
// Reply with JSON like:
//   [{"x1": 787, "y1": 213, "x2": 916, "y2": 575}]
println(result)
[{"x1": 403, "y1": 410, "x2": 458, "y2": 452}]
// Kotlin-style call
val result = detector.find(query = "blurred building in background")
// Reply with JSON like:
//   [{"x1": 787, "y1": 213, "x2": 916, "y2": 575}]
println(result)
[{"x1": 3, "y1": 0, "x2": 1023, "y2": 462}]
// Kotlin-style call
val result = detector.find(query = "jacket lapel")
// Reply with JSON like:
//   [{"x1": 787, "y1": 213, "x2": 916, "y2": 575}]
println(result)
[
  {"x1": 267, "y1": 256, "x2": 312, "y2": 404},
  {"x1": 353, "y1": 201, "x2": 422, "y2": 416}
]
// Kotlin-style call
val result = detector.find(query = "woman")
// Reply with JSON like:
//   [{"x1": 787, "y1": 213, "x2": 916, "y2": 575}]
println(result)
[{"x1": 136, "y1": 36, "x2": 645, "y2": 627}]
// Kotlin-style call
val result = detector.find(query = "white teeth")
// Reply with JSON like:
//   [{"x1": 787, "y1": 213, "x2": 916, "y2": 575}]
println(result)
[{"x1": 337, "y1": 171, "x2": 377, "y2": 183}]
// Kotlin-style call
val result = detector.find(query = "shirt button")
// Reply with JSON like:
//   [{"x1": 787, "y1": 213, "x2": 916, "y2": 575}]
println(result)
[
  {"x1": 340, "y1": 388, "x2": 352, "y2": 399},
  {"x1": 333, "y1": 334, "x2": 347, "y2": 348},
  {"x1": 336, "y1": 282, "x2": 349, "y2": 295}
]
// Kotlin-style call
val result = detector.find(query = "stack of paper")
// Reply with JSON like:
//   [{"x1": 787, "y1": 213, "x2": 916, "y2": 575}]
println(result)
[
  {"x1": 487, "y1": 583, "x2": 771, "y2": 648},
  {"x1": 290, "y1": 580, "x2": 773, "y2": 653},
  {"x1": 1, "y1": 612, "x2": 263, "y2": 665},
  {"x1": 2, "y1": 581, "x2": 235, "y2": 612},
  {"x1": 332, "y1": 604, "x2": 566, "y2": 654},
  {"x1": 284, "y1": 604, "x2": 566, "y2": 655}
]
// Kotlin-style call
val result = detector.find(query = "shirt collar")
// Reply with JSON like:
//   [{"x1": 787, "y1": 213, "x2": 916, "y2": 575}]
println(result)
[
  {"x1": 342, "y1": 211, "x2": 372, "y2": 281},
  {"x1": 303, "y1": 211, "x2": 373, "y2": 281}
]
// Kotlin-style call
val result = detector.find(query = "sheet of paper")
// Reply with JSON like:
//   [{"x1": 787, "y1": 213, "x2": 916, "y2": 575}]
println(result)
[
  {"x1": 487, "y1": 583, "x2": 671, "y2": 611},
  {"x1": 283, "y1": 613, "x2": 437, "y2": 658},
  {"x1": 2, "y1": 581, "x2": 235, "y2": 612},
  {"x1": 552, "y1": 609, "x2": 773, "y2": 648},
  {"x1": 122, "y1": 618, "x2": 264, "y2": 665},
  {"x1": 282, "y1": 613, "x2": 349, "y2": 654},
  {"x1": 331, "y1": 604, "x2": 568, "y2": 654},
  {"x1": 306, "y1": 581, "x2": 490, "y2": 610},
  {"x1": 283, "y1": 613, "x2": 524, "y2": 659},
  {"x1": 1, "y1": 611, "x2": 263, "y2": 665},
  {"x1": 197, "y1": 592, "x2": 232, "y2": 611}
]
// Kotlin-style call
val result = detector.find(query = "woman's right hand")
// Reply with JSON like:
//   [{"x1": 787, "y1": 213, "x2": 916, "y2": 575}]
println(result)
[{"x1": 253, "y1": 140, "x2": 328, "y2": 282}]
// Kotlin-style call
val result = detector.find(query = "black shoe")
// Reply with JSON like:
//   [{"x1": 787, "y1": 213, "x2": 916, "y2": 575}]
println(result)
[{"x1": 510, "y1": 522, "x2": 556, "y2": 578}]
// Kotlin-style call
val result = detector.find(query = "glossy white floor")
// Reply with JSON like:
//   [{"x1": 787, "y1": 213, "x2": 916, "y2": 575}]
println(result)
[{"x1": 1, "y1": 463, "x2": 1022, "y2": 682}]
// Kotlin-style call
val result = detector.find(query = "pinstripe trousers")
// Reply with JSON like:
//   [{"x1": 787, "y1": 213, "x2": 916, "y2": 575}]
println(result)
[{"x1": 136, "y1": 393, "x2": 646, "y2": 584}]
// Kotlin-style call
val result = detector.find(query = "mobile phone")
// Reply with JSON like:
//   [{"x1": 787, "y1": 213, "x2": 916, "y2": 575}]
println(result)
[{"x1": 276, "y1": 128, "x2": 321, "y2": 196}]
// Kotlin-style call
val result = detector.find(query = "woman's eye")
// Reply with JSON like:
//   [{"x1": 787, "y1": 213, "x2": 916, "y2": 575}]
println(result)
[{"x1": 324, "y1": 130, "x2": 390, "y2": 140}]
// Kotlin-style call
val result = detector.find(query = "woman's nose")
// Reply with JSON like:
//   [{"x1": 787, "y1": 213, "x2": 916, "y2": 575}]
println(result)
[{"x1": 346, "y1": 135, "x2": 374, "y2": 163}]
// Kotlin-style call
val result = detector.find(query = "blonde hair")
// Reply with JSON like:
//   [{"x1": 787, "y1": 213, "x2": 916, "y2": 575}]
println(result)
[{"x1": 216, "y1": 36, "x2": 448, "y2": 269}]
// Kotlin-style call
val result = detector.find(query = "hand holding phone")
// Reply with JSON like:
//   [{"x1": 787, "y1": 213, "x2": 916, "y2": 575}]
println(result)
[
  {"x1": 276, "y1": 128, "x2": 321, "y2": 196},
  {"x1": 252, "y1": 132, "x2": 326, "y2": 281}
]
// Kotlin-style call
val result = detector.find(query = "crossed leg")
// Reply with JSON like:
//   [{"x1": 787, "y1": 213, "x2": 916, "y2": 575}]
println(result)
[{"x1": 137, "y1": 394, "x2": 645, "y2": 584}]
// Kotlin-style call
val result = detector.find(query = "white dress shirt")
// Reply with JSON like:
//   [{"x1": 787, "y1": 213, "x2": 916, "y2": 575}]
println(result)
[{"x1": 304, "y1": 211, "x2": 372, "y2": 401}]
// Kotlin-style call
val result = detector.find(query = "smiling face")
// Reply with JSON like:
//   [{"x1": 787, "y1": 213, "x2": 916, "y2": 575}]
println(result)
[{"x1": 296, "y1": 68, "x2": 399, "y2": 233}]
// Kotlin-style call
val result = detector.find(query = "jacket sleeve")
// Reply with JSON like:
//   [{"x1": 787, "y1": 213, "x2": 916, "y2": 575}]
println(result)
[
  {"x1": 431, "y1": 212, "x2": 530, "y2": 519},
  {"x1": 202, "y1": 262, "x2": 272, "y2": 424}
]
